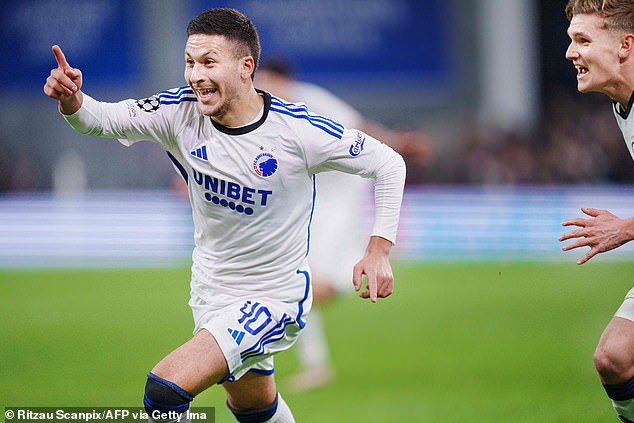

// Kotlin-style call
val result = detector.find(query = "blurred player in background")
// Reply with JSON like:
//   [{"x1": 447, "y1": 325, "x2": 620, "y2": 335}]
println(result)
[
  {"x1": 44, "y1": 8, "x2": 406, "y2": 423},
  {"x1": 255, "y1": 59, "x2": 432, "y2": 391},
  {"x1": 560, "y1": 1, "x2": 634, "y2": 421}
]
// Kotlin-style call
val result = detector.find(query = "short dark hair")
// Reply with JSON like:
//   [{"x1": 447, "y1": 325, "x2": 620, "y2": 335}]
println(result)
[
  {"x1": 565, "y1": 0, "x2": 634, "y2": 33},
  {"x1": 187, "y1": 8, "x2": 261, "y2": 73}
]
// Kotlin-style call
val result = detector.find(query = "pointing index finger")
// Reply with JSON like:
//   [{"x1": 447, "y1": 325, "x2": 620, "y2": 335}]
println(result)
[{"x1": 52, "y1": 45, "x2": 70, "y2": 70}]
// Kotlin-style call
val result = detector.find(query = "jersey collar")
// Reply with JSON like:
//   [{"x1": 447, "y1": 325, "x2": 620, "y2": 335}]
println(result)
[
  {"x1": 613, "y1": 90, "x2": 634, "y2": 120},
  {"x1": 209, "y1": 90, "x2": 271, "y2": 136}
]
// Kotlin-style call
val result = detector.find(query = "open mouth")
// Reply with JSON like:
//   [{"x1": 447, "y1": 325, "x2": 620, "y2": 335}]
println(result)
[
  {"x1": 575, "y1": 64, "x2": 589, "y2": 77},
  {"x1": 196, "y1": 87, "x2": 218, "y2": 98}
]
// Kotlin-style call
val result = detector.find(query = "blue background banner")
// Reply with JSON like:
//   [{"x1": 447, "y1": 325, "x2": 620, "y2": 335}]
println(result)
[
  {"x1": 190, "y1": 0, "x2": 454, "y2": 87},
  {"x1": 0, "y1": 0, "x2": 140, "y2": 92}
]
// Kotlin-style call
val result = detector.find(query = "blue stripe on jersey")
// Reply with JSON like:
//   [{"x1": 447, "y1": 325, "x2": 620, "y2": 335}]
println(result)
[
  {"x1": 166, "y1": 152, "x2": 188, "y2": 184},
  {"x1": 159, "y1": 90, "x2": 195, "y2": 100},
  {"x1": 160, "y1": 97, "x2": 198, "y2": 105},
  {"x1": 271, "y1": 97, "x2": 344, "y2": 132},
  {"x1": 158, "y1": 86, "x2": 192, "y2": 96},
  {"x1": 158, "y1": 86, "x2": 197, "y2": 105},
  {"x1": 270, "y1": 97, "x2": 344, "y2": 139},
  {"x1": 295, "y1": 269, "x2": 310, "y2": 329},
  {"x1": 306, "y1": 175, "x2": 316, "y2": 257},
  {"x1": 270, "y1": 106, "x2": 343, "y2": 139}
]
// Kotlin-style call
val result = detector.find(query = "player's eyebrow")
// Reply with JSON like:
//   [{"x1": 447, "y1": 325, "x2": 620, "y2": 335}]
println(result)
[
  {"x1": 568, "y1": 28, "x2": 592, "y2": 40},
  {"x1": 185, "y1": 49, "x2": 221, "y2": 59}
]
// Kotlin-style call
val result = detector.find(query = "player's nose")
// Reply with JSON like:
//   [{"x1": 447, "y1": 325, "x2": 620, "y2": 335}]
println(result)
[
  {"x1": 565, "y1": 42, "x2": 578, "y2": 60},
  {"x1": 189, "y1": 62, "x2": 206, "y2": 83}
]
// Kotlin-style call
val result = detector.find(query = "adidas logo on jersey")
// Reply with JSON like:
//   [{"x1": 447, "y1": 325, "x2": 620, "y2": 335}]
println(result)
[
  {"x1": 191, "y1": 145, "x2": 208, "y2": 160},
  {"x1": 227, "y1": 328, "x2": 245, "y2": 345}
]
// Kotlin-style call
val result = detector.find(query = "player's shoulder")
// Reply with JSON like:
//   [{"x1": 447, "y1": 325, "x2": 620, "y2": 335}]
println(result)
[
  {"x1": 132, "y1": 86, "x2": 199, "y2": 118},
  {"x1": 267, "y1": 94, "x2": 345, "y2": 140},
  {"x1": 156, "y1": 86, "x2": 199, "y2": 112}
]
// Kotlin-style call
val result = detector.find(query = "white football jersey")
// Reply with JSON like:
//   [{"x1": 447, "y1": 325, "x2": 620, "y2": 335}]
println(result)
[
  {"x1": 613, "y1": 97, "x2": 634, "y2": 162},
  {"x1": 64, "y1": 88, "x2": 406, "y2": 309}
]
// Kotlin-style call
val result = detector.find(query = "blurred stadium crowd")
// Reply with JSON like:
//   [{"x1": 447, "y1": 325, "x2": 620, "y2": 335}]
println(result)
[
  {"x1": 410, "y1": 91, "x2": 634, "y2": 185},
  {"x1": 2, "y1": 90, "x2": 631, "y2": 192},
  {"x1": 1, "y1": 0, "x2": 632, "y2": 192}
]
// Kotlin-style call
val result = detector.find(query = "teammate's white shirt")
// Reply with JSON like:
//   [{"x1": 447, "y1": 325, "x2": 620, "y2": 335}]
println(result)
[
  {"x1": 63, "y1": 88, "x2": 406, "y2": 311},
  {"x1": 613, "y1": 95, "x2": 634, "y2": 162},
  {"x1": 282, "y1": 81, "x2": 370, "y2": 290}
]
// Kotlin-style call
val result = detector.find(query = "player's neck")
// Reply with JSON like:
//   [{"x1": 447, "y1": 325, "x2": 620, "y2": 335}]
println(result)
[
  {"x1": 212, "y1": 87, "x2": 264, "y2": 128},
  {"x1": 613, "y1": 66, "x2": 634, "y2": 112},
  {"x1": 613, "y1": 87, "x2": 634, "y2": 114}
]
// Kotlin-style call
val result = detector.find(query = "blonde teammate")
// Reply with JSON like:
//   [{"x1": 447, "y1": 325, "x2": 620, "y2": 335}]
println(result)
[{"x1": 561, "y1": 1, "x2": 634, "y2": 421}]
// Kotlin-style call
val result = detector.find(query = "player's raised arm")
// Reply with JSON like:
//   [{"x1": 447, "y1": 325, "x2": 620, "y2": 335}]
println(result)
[{"x1": 43, "y1": 45, "x2": 83, "y2": 115}]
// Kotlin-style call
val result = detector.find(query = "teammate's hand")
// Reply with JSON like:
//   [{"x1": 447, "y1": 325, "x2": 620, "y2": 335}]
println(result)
[
  {"x1": 43, "y1": 45, "x2": 83, "y2": 114},
  {"x1": 352, "y1": 236, "x2": 394, "y2": 302},
  {"x1": 559, "y1": 207, "x2": 634, "y2": 264}
]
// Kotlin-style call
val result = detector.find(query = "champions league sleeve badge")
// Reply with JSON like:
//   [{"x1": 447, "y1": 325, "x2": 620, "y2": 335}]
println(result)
[
  {"x1": 136, "y1": 95, "x2": 161, "y2": 113},
  {"x1": 253, "y1": 152, "x2": 278, "y2": 177}
]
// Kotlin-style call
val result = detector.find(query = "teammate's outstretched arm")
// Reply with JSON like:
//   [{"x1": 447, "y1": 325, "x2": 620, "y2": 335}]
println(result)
[
  {"x1": 43, "y1": 45, "x2": 83, "y2": 115},
  {"x1": 352, "y1": 235, "x2": 394, "y2": 303},
  {"x1": 559, "y1": 207, "x2": 634, "y2": 264}
]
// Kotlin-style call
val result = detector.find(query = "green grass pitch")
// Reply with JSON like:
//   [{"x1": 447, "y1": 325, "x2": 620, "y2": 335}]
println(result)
[{"x1": 1, "y1": 260, "x2": 633, "y2": 422}]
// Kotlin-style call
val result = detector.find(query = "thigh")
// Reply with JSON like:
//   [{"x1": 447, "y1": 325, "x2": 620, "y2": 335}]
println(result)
[
  {"x1": 222, "y1": 371, "x2": 277, "y2": 410},
  {"x1": 150, "y1": 328, "x2": 228, "y2": 395}
]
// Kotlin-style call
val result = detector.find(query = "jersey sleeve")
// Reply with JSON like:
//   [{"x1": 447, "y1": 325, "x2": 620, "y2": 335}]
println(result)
[
  {"x1": 305, "y1": 127, "x2": 406, "y2": 244},
  {"x1": 62, "y1": 91, "x2": 181, "y2": 150}
]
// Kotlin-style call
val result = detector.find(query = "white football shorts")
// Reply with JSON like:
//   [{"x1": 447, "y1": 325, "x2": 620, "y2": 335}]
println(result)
[
  {"x1": 615, "y1": 285, "x2": 634, "y2": 323},
  {"x1": 191, "y1": 294, "x2": 311, "y2": 382}
]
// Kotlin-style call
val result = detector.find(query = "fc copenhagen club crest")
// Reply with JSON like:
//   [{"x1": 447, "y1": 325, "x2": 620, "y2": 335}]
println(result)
[{"x1": 253, "y1": 152, "x2": 278, "y2": 177}]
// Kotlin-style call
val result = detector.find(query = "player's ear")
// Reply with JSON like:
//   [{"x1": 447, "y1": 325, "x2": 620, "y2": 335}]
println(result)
[
  {"x1": 618, "y1": 33, "x2": 634, "y2": 60},
  {"x1": 241, "y1": 56, "x2": 255, "y2": 81}
]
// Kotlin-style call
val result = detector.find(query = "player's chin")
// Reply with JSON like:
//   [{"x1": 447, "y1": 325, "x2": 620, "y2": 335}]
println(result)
[
  {"x1": 577, "y1": 83, "x2": 593, "y2": 94},
  {"x1": 197, "y1": 103, "x2": 220, "y2": 117},
  {"x1": 576, "y1": 77, "x2": 596, "y2": 94}
]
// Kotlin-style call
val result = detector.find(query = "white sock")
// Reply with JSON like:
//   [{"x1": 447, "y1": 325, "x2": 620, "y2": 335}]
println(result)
[
  {"x1": 295, "y1": 309, "x2": 330, "y2": 369},
  {"x1": 264, "y1": 394, "x2": 294, "y2": 423}
]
